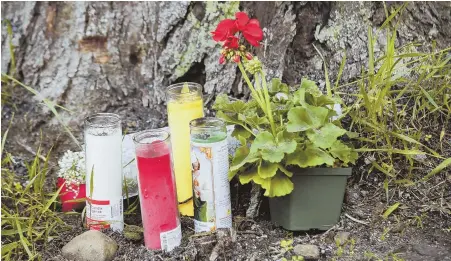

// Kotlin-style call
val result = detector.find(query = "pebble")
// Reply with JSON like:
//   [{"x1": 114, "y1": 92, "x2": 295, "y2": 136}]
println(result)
[
  {"x1": 293, "y1": 244, "x2": 320, "y2": 260},
  {"x1": 62, "y1": 230, "x2": 118, "y2": 261}
]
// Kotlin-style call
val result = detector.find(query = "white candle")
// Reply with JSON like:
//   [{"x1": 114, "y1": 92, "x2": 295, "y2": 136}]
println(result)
[{"x1": 85, "y1": 114, "x2": 123, "y2": 232}]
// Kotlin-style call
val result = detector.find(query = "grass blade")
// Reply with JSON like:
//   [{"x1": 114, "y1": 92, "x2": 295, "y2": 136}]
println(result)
[
  {"x1": 383, "y1": 202, "x2": 400, "y2": 219},
  {"x1": 422, "y1": 157, "x2": 451, "y2": 181}
]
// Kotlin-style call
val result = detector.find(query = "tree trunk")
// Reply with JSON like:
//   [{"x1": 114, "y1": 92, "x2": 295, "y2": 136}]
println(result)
[{"x1": 1, "y1": 1, "x2": 450, "y2": 155}]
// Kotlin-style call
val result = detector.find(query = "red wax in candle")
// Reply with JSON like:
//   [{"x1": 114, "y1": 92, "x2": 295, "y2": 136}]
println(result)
[{"x1": 136, "y1": 143, "x2": 179, "y2": 250}]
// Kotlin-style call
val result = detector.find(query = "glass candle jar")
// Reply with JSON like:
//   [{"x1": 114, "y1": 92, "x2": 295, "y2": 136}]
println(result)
[
  {"x1": 166, "y1": 82, "x2": 204, "y2": 216},
  {"x1": 133, "y1": 129, "x2": 182, "y2": 251},
  {"x1": 84, "y1": 113, "x2": 123, "y2": 232},
  {"x1": 190, "y1": 117, "x2": 232, "y2": 233}
]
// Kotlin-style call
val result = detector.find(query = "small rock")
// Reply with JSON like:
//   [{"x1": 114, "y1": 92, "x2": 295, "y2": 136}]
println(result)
[
  {"x1": 62, "y1": 230, "x2": 118, "y2": 261},
  {"x1": 293, "y1": 244, "x2": 320, "y2": 260},
  {"x1": 334, "y1": 231, "x2": 351, "y2": 245}
]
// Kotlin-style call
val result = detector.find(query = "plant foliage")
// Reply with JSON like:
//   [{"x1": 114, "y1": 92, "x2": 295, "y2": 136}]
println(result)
[{"x1": 214, "y1": 78, "x2": 358, "y2": 197}]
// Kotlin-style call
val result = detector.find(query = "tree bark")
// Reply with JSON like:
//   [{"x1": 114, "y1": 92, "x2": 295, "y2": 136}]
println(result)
[{"x1": 1, "y1": 1, "x2": 450, "y2": 154}]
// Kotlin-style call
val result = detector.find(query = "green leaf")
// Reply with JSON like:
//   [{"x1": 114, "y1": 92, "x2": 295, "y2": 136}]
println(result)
[
  {"x1": 238, "y1": 112, "x2": 269, "y2": 129},
  {"x1": 263, "y1": 174, "x2": 294, "y2": 197},
  {"x1": 258, "y1": 161, "x2": 279, "y2": 178},
  {"x1": 213, "y1": 94, "x2": 248, "y2": 114},
  {"x1": 287, "y1": 105, "x2": 329, "y2": 132},
  {"x1": 230, "y1": 144, "x2": 260, "y2": 171},
  {"x1": 286, "y1": 144, "x2": 335, "y2": 167},
  {"x1": 269, "y1": 78, "x2": 289, "y2": 94},
  {"x1": 382, "y1": 203, "x2": 400, "y2": 219},
  {"x1": 307, "y1": 123, "x2": 346, "y2": 149},
  {"x1": 277, "y1": 164, "x2": 293, "y2": 177},
  {"x1": 422, "y1": 157, "x2": 451, "y2": 181},
  {"x1": 329, "y1": 140, "x2": 358, "y2": 164},
  {"x1": 300, "y1": 78, "x2": 322, "y2": 97},
  {"x1": 238, "y1": 168, "x2": 259, "y2": 184},
  {"x1": 250, "y1": 131, "x2": 296, "y2": 163},
  {"x1": 316, "y1": 95, "x2": 338, "y2": 106},
  {"x1": 232, "y1": 125, "x2": 252, "y2": 139}
]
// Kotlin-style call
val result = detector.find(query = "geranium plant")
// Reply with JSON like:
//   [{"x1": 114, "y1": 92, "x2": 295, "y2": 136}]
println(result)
[{"x1": 211, "y1": 12, "x2": 358, "y2": 197}]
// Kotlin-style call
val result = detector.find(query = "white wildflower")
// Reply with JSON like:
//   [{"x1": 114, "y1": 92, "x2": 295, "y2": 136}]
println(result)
[{"x1": 58, "y1": 150, "x2": 86, "y2": 192}]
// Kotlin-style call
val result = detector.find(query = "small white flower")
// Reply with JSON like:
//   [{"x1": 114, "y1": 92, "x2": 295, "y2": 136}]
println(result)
[{"x1": 58, "y1": 150, "x2": 86, "y2": 185}]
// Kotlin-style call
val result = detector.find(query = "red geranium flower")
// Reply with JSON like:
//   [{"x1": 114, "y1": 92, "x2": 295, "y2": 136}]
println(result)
[
  {"x1": 211, "y1": 19, "x2": 238, "y2": 42},
  {"x1": 224, "y1": 36, "x2": 240, "y2": 49},
  {"x1": 234, "y1": 12, "x2": 263, "y2": 46}
]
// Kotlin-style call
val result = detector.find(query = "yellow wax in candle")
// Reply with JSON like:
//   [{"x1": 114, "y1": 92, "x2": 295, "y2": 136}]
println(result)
[{"x1": 167, "y1": 97, "x2": 203, "y2": 216}]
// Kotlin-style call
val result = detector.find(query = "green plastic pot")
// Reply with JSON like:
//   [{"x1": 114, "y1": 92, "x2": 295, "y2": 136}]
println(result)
[{"x1": 269, "y1": 167, "x2": 351, "y2": 231}]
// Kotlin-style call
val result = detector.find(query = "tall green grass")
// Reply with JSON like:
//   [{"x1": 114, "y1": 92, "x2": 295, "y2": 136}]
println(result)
[
  {"x1": 1, "y1": 19, "x2": 80, "y2": 260},
  {"x1": 1, "y1": 131, "x2": 70, "y2": 261},
  {"x1": 332, "y1": 3, "x2": 451, "y2": 185}
]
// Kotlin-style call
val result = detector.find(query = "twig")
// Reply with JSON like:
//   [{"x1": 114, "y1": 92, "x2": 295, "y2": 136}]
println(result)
[
  {"x1": 200, "y1": 240, "x2": 217, "y2": 245},
  {"x1": 16, "y1": 141, "x2": 46, "y2": 161},
  {"x1": 237, "y1": 230, "x2": 262, "y2": 236},
  {"x1": 345, "y1": 213, "x2": 370, "y2": 226},
  {"x1": 320, "y1": 224, "x2": 338, "y2": 239}
]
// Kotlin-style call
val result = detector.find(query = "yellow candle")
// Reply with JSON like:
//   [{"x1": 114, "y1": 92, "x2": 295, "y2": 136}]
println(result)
[{"x1": 167, "y1": 83, "x2": 204, "y2": 216}]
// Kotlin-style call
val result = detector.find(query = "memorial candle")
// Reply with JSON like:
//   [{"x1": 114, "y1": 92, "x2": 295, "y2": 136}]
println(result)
[
  {"x1": 134, "y1": 130, "x2": 181, "y2": 251},
  {"x1": 166, "y1": 83, "x2": 204, "y2": 216},
  {"x1": 84, "y1": 113, "x2": 123, "y2": 232}
]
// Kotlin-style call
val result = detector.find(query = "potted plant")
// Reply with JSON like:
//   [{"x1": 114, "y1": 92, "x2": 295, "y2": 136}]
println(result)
[
  {"x1": 211, "y1": 12, "x2": 358, "y2": 230},
  {"x1": 57, "y1": 150, "x2": 86, "y2": 212}
]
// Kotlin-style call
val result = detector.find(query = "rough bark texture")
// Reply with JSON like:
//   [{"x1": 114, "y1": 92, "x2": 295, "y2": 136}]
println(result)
[{"x1": 1, "y1": 1, "x2": 451, "y2": 153}]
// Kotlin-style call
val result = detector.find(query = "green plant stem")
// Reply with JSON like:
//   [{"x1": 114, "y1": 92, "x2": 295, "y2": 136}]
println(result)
[
  {"x1": 259, "y1": 70, "x2": 277, "y2": 136},
  {"x1": 237, "y1": 62, "x2": 265, "y2": 110},
  {"x1": 237, "y1": 62, "x2": 276, "y2": 137}
]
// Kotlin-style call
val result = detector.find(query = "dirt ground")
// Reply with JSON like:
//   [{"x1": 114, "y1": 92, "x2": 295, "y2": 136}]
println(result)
[{"x1": 37, "y1": 170, "x2": 450, "y2": 261}]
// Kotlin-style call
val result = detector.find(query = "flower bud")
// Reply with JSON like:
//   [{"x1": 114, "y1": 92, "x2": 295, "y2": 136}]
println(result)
[
  {"x1": 233, "y1": 55, "x2": 241, "y2": 63},
  {"x1": 245, "y1": 52, "x2": 253, "y2": 60},
  {"x1": 219, "y1": 54, "x2": 226, "y2": 64}
]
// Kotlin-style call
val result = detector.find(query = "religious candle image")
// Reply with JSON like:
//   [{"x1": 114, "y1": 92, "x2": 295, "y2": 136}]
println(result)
[
  {"x1": 166, "y1": 82, "x2": 204, "y2": 216},
  {"x1": 133, "y1": 130, "x2": 181, "y2": 251}
]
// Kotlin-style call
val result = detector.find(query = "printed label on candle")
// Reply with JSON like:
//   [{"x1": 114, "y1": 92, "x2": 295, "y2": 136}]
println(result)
[
  {"x1": 191, "y1": 139, "x2": 232, "y2": 233},
  {"x1": 160, "y1": 224, "x2": 182, "y2": 252},
  {"x1": 86, "y1": 197, "x2": 123, "y2": 231}
]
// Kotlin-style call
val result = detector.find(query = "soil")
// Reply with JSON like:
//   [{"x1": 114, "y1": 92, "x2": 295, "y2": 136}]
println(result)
[{"x1": 35, "y1": 169, "x2": 449, "y2": 261}]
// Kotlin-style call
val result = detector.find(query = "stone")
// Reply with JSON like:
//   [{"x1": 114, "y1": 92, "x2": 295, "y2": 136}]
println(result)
[
  {"x1": 62, "y1": 230, "x2": 118, "y2": 261},
  {"x1": 293, "y1": 244, "x2": 320, "y2": 260},
  {"x1": 334, "y1": 231, "x2": 351, "y2": 245}
]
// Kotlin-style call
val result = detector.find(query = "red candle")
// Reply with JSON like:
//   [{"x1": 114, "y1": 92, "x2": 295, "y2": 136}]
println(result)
[{"x1": 134, "y1": 130, "x2": 182, "y2": 251}]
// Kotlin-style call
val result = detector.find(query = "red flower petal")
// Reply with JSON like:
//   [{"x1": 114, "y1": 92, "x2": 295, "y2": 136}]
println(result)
[
  {"x1": 211, "y1": 19, "x2": 238, "y2": 42},
  {"x1": 248, "y1": 19, "x2": 260, "y2": 27},
  {"x1": 235, "y1": 12, "x2": 249, "y2": 30},
  {"x1": 242, "y1": 23, "x2": 263, "y2": 46},
  {"x1": 224, "y1": 36, "x2": 240, "y2": 49}
]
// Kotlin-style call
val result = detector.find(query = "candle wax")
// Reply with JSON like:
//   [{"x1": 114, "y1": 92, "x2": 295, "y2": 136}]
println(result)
[
  {"x1": 136, "y1": 145, "x2": 179, "y2": 250},
  {"x1": 167, "y1": 98, "x2": 203, "y2": 216}
]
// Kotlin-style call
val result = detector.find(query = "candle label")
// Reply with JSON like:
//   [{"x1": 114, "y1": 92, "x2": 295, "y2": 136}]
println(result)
[
  {"x1": 191, "y1": 139, "x2": 232, "y2": 233},
  {"x1": 160, "y1": 224, "x2": 182, "y2": 252},
  {"x1": 86, "y1": 197, "x2": 123, "y2": 231}
]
